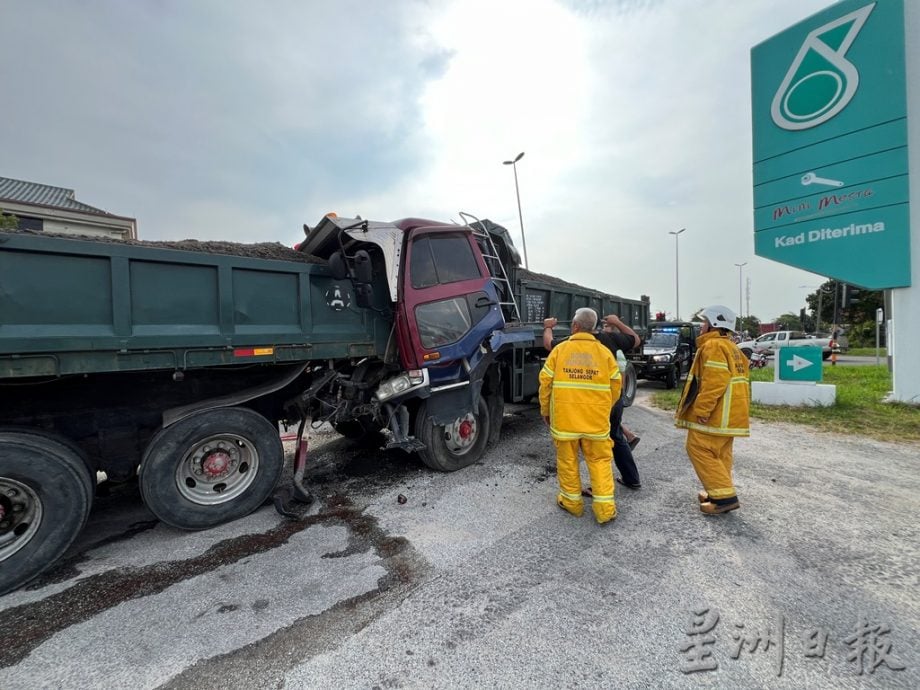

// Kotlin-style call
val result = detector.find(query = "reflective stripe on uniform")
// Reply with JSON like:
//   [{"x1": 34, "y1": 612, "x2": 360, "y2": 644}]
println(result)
[
  {"x1": 722, "y1": 377, "x2": 749, "y2": 428},
  {"x1": 541, "y1": 364, "x2": 555, "y2": 377},
  {"x1": 591, "y1": 494, "x2": 615, "y2": 503},
  {"x1": 675, "y1": 419, "x2": 750, "y2": 436},
  {"x1": 552, "y1": 381, "x2": 613, "y2": 391},
  {"x1": 549, "y1": 427, "x2": 611, "y2": 440},
  {"x1": 558, "y1": 490, "x2": 582, "y2": 501},
  {"x1": 721, "y1": 383, "x2": 732, "y2": 428},
  {"x1": 704, "y1": 360, "x2": 729, "y2": 370}
]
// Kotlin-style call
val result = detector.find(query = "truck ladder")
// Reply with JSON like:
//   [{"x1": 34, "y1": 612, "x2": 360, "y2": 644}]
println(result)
[{"x1": 459, "y1": 211, "x2": 521, "y2": 323}]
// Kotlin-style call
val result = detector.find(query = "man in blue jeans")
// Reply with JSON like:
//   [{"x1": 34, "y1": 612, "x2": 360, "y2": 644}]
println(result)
[{"x1": 544, "y1": 313, "x2": 642, "y2": 490}]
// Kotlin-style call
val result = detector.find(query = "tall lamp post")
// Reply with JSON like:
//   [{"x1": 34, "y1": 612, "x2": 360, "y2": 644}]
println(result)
[
  {"x1": 734, "y1": 262, "x2": 747, "y2": 330},
  {"x1": 669, "y1": 228, "x2": 686, "y2": 319},
  {"x1": 502, "y1": 152, "x2": 528, "y2": 269}
]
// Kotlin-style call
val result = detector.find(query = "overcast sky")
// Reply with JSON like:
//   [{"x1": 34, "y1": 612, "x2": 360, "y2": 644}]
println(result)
[{"x1": 1, "y1": 0, "x2": 840, "y2": 322}]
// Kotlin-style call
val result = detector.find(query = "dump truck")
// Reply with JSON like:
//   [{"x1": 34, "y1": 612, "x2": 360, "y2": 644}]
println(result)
[{"x1": 0, "y1": 213, "x2": 648, "y2": 593}]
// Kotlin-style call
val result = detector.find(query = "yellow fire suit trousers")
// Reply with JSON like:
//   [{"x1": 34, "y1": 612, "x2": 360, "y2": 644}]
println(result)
[
  {"x1": 686, "y1": 430, "x2": 737, "y2": 502},
  {"x1": 554, "y1": 437, "x2": 617, "y2": 523}
]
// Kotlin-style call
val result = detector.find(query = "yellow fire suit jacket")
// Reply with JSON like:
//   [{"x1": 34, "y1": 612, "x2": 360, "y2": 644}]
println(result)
[
  {"x1": 539, "y1": 332, "x2": 622, "y2": 441},
  {"x1": 675, "y1": 330, "x2": 750, "y2": 436}
]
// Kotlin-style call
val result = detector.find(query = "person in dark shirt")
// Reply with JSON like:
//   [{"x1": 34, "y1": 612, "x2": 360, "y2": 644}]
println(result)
[{"x1": 543, "y1": 314, "x2": 643, "y2": 490}]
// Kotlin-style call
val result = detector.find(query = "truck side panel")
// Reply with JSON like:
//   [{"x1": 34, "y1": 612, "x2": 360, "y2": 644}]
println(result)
[
  {"x1": 0, "y1": 233, "x2": 391, "y2": 378},
  {"x1": 515, "y1": 273, "x2": 649, "y2": 336}
]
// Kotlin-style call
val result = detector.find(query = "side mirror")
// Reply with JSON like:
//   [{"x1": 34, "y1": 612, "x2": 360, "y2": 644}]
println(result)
[
  {"x1": 354, "y1": 250, "x2": 373, "y2": 284},
  {"x1": 329, "y1": 252, "x2": 348, "y2": 280}
]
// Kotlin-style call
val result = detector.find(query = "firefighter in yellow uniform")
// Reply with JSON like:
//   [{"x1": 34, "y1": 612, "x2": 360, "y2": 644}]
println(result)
[
  {"x1": 675, "y1": 305, "x2": 750, "y2": 514},
  {"x1": 539, "y1": 308, "x2": 622, "y2": 524}
]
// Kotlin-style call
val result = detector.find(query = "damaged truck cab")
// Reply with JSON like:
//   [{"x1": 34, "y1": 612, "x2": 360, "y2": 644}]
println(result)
[{"x1": 295, "y1": 214, "x2": 521, "y2": 472}]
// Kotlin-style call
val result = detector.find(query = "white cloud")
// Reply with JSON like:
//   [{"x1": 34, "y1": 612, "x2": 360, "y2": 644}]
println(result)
[{"x1": 0, "y1": 0, "x2": 844, "y2": 321}]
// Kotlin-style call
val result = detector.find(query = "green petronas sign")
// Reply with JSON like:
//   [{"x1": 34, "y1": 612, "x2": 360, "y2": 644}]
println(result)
[
  {"x1": 770, "y1": 4, "x2": 874, "y2": 131},
  {"x1": 751, "y1": 0, "x2": 911, "y2": 289}
]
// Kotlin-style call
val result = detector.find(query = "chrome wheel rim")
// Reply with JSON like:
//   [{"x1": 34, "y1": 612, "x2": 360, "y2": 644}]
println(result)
[
  {"x1": 442, "y1": 412, "x2": 479, "y2": 456},
  {"x1": 175, "y1": 433, "x2": 259, "y2": 505},
  {"x1": 0, "y1": 477, "x2": 43, "y2": 562}
]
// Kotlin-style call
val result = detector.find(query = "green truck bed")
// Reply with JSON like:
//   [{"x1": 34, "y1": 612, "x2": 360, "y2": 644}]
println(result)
[
  {"x1": 0, "y1": 232, "x2": 391, "y2": 379},
  {"x1": 515, "y1": 268, "x2": 649, "y2": 335}
]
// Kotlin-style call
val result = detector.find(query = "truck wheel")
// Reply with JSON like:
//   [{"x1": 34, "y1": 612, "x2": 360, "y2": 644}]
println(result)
[
  {"x1": 620, "y1": 362, "x2": 637, "y2": 408},
  {"x1": 139, "y1": 408, "x2": 284, "y2": 530},
  {"x1": 741, "y1": 347, "x2": 753, "y2": 359},
  {"x1": 665, "y1": 365, "x2": 678, "y2": 389},
  {"x1": 0, "y1": 431, "x2": 94, "y2": 595},
  {"x1": 415, "y1": 396, "x2": 491, "y2": 472}
]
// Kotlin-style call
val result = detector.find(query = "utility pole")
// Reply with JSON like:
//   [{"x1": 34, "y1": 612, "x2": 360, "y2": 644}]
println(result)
[
  {"x1": 745, "y1": 276, "x2": 751, "y2": 325},
  {"x1": 669, "y1": 228, "x2": 686, "y2": 319},
  {"x1": 734, "y1": 262, "x2": 747, "y2": 331}
]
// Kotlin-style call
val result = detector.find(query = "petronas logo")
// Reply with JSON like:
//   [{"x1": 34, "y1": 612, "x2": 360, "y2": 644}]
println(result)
[{"x1": 771, "y1": 3, "x2": 875, "y2": 131}]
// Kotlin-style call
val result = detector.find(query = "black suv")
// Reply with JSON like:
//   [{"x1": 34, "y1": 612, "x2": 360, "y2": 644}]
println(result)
[{"x1": 626, "y1": 321, "x2": 699, "y2": 389}]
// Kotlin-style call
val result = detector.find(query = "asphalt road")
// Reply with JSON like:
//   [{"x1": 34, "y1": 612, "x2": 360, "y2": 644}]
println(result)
[{"x1": 1, "y1": 383, "x2": 917, "y2": 689}]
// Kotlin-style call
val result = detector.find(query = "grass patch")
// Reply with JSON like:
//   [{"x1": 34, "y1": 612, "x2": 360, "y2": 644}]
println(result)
[
  {"x1": 846, "y1": 347, "x2": 887, "y2": 357},
  {"x1": 649, "y1": 365, "x2": 920, "y2": 443}
]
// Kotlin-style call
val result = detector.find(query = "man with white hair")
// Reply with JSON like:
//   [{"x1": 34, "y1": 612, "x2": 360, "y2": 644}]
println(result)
[
  {"x1": 539, "y1": 307, "x2": 622, "y2": 524},
  {"x1": 675, "y1": 305, "x2": 750, "y2": 515}
]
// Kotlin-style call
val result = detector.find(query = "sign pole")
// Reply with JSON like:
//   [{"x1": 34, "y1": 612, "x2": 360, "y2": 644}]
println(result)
[
  {"x1": 876, "y1": 307, "x2": 883, "y2": 366},
  {"x1": 892, "y1": 0, "x2": 920, "y2": 403}
]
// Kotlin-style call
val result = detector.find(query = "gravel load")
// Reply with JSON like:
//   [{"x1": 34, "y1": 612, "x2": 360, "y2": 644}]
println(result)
[
  {"x1": 0, "y1": 229, "x2": 326, "y2": 264},
  {"x1": 519, "y1": 267, "x2": 623, "y2": 297}
]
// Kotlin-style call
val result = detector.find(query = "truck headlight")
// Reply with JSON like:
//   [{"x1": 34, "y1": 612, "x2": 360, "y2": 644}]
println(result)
[
  {"x1": 374, "y1": 369, "x2": 428, "y2": 401},
  {"x1": 652, "y1": 354, "x2": 671, "y2": 362}
]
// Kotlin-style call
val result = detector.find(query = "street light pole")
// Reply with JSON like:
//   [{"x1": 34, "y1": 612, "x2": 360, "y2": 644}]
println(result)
[
  {"x1": 734, "y1": 262, "x2": 747, "y2": 330},
  {"x1": 502, "y1": 152, "x2": 528, "y2": 269},
  {"x1": 669, "y1": 228, "x2": 686, "y2": 319}
]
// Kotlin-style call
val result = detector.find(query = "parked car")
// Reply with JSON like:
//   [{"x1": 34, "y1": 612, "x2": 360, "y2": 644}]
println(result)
[{"x1": 736, "y1": 330, "x2": 833, "y2": 360}]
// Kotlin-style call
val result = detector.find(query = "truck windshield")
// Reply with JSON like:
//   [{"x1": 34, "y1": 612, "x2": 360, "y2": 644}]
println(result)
[{"x1": 647, "y1": 332, "x2": 679, "y2": 348}]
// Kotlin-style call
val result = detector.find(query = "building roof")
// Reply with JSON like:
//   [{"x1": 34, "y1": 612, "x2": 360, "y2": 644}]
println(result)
[{"x1": 0, "y1": 176, "x2": 120, "y2": 217}]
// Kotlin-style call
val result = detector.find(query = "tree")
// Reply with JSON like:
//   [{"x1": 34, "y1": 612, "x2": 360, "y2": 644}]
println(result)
[
  {"x1": 803, "y1": 280, "x2": 884, "y2": 345},
  {"x1": 738, "y1": 315, "x2": 760, "y2": 336},
  {"x1": 775, "y1": 312, "x2": 802, "y2": 330},
  {"x1": 0, "y1": 213, "x2": 18, "y2": 230}
]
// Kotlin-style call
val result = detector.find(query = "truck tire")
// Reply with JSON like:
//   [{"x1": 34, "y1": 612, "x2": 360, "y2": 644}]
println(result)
[
  {"x1": 0, "y1": 431, "x2": 94, "y2": 595},
  {"x1": 139, "y1": 408, "x2": 284, "y2": 530},
  {"x1": 741, "y1": 347, "x2": 753, "y2": 359},
  {"x1": 665, "y1": 365, "x2": 678, "y2": 389},
  {"x1": 620, "y1": 362, "x2": 637, "y2": 408},
  {"x1": 415, "y1": 396, "x2": 491, "y2": 472},
  {"x1": 0, "y1": 426, "x2": 95, "y2": 509}
]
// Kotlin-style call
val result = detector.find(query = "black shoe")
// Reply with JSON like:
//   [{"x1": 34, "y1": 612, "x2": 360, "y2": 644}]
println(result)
[
  {"x1": 616, "y1": 477, "x2": 641, "y2": 490},
  {"x1": 700, "y1": 500, "x2": 740, "y2": 515},
  {"x1": 627, "y1": 436, "x2": 641, "y2": 451}
]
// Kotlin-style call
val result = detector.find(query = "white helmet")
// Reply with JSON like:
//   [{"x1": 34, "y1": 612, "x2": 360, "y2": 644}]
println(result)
[{"x1": 699, "y1": 305, "x2": 737, "y2": 332}]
